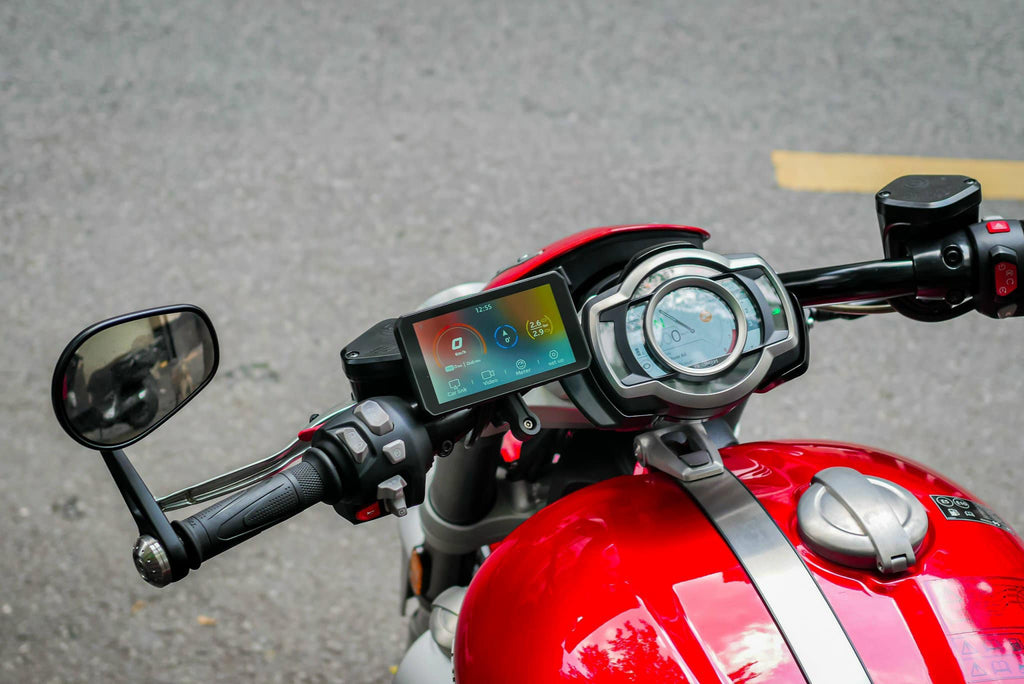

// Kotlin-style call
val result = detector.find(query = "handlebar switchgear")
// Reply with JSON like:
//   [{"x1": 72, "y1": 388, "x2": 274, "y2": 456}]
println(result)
[
  {"x1": 875, "y1": 175, "x2": 1024, "y2": 320},
  {"x1": 309, "y1": 397, "x2": 435, "y2": 523},
  {"x1": 966, "y1": 219, "x2": 1024, "y2": 318}
]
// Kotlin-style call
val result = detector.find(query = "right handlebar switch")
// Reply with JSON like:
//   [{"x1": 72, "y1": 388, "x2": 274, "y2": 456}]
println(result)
[{"x1": 968, "y1": 219, "x2": 1024, "y2": 318}]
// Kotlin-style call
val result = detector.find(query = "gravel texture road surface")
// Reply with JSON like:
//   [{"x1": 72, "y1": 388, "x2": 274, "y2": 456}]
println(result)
[{"x1": 2, "y1": 1, "x2": 1023, "y2": 682}]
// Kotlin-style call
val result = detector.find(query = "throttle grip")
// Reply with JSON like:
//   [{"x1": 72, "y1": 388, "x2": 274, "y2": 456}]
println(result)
[{"x1": 174, "y1": 455, "x2": 338, "y2": 567}]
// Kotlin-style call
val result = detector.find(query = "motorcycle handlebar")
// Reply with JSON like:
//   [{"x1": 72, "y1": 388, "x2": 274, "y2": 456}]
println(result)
[
  {"x1": 147, "y1": 213, "x2": 1024, "y2": 582},
  {"x1": 173, "y1": 454, "x2": 340, "y2": 567},
  {"x1": 781, "y1": 218, "x2": 1024, "y2": 319},
  {"x1": 779, "y1": 259, "x2": 916, "y2": 306}
]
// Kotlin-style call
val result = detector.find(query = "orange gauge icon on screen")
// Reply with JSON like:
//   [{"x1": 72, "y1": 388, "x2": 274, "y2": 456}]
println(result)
[
  {"x1": 699, "y1": 310, "x2": 713, "y2": 323},
  {"x1": 433, "y1": 325, "x2": 486, "y2": 369}
]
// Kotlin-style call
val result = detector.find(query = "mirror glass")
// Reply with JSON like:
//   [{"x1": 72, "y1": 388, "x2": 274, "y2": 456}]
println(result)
[{"x1": 54, "y1": 308, "x2": 217, "y2": 449}]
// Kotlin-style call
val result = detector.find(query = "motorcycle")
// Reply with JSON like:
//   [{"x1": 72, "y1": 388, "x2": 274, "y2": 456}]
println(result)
[{"x1": 50, "y1": 174, "x2": 1024, "y2": 683}]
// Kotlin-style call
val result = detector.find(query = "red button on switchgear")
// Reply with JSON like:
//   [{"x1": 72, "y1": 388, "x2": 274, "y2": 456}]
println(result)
[
  {"x1": 987, "y1": 220, "x2": 1011, "y2": 233},
  {"x1": 995, "y1": 262, "x2": 1018, "y2": 297},
  {"x1": 356, "y1": 502, "x2": 383, "y2": 522}
]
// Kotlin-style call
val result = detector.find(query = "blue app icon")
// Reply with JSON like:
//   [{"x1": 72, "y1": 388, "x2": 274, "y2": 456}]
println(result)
[{"x1": 495, "y1": 324, "x2": 518, "y2": 349}]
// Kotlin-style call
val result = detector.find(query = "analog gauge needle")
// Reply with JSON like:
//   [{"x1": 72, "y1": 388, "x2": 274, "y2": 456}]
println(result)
[{"x1": 661, "y1": 312, "x2": 695, "y2": 333}]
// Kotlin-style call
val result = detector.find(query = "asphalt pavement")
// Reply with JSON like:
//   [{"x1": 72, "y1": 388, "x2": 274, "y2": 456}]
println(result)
[{"x1": 2, "y1": 1, "x2": 1023, "y2": 682}]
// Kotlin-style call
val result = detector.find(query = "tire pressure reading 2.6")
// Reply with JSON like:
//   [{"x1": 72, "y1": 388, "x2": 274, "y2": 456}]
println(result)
[{"x1": 644, "y1": 278, "x2": 747, "y2": 376}]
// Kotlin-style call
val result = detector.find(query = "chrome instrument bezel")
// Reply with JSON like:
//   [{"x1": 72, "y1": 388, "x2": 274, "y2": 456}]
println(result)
[
  {"x1": 586, "y1": 249, "x2": 799, "y2": 415},
  {"x1": 643, "y1": 276, "x2": 748, "y2": 378}
]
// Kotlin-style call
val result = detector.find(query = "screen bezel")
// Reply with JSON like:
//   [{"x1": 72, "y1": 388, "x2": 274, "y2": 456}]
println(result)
[{"x1": 395, "y1": 272, "x2": 591, "y2": 415}]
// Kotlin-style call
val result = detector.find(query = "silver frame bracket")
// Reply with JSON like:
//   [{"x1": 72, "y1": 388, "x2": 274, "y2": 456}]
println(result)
[{"x1": 634, "y1": 422, "x2": 724, "y2": 482}]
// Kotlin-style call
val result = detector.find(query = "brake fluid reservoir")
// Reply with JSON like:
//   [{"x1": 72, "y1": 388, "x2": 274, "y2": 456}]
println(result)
[{"x1": 798, "y1": 466, "x2": 929, "y2": 574}]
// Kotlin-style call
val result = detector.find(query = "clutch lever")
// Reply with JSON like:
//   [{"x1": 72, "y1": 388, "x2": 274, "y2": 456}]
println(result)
[{"x1": 156, "y1": 403, "x2": 354, "y2": 512}]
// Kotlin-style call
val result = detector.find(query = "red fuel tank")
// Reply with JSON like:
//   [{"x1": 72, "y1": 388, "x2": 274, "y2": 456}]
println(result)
[{"x1": 454, "y1": 441, "x2": 1024, "y2": 683}]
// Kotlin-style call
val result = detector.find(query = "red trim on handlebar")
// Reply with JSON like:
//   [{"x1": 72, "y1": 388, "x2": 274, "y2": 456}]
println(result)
[{"x1": 298, "y1": 423, "x2": 325, "y2": 442}]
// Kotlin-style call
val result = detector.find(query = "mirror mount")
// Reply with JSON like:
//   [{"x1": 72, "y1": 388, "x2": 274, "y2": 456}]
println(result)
[
  {"x1": 102, "y1": 448, "x2": 191, "y2": 585},
  {"x1": 52, "y1": 304, "x2": 221, "y2": 586}
]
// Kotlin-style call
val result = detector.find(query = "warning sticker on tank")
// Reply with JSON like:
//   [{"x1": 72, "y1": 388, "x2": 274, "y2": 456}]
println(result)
[
  {"x1": 949, "y1": 632, "x2": 1024, "y2": 681},
  {"x1": 930, "y1": 495, "x2": 1007, "y2": 529},
  {"x1": 925, "y1": 578, "x2": 1024, "y2": 682}
]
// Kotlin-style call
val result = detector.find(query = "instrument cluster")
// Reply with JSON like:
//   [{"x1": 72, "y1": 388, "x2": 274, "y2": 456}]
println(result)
[{"x1": 580, "y1": 249, "x2": 804, "y2": 420}]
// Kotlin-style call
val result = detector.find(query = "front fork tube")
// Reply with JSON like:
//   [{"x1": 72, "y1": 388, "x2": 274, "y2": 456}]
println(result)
[
  {"x1": 428, "y1": 434, "x2": 503, "y2": 526},
  {"x1": 401, "y1": 433, "x2": 504, "y2": 611}
]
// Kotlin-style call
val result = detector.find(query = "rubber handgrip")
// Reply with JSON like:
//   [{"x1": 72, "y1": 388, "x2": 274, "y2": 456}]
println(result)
[{"x1": 175, "y1": 459, "x2": 326, "y2": 566}]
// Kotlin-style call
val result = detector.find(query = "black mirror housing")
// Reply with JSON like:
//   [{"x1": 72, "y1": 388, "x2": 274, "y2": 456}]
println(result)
[{"x1": 52, "y1": 304, "x2": 219, "y2": 450}]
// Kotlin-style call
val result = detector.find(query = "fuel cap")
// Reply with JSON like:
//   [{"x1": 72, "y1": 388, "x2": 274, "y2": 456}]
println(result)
[{"x1": 798, "y1": 467, "x2": 928, "y2": 574}]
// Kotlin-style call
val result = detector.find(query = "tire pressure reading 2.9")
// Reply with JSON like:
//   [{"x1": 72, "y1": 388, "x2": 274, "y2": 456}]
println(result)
[{"x1": 396, "y1": 273, "x2": 591, "y2": 415}]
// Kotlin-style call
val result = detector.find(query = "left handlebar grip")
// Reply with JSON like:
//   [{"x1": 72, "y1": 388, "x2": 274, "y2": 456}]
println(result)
[{"x1": 173, "y1": 455, "x2": 337, "y2": 567}]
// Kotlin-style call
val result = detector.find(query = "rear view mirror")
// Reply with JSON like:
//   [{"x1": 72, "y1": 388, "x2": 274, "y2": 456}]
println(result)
[{"x1": 52, "y1": 304, "x2": 219, "y2": 450}]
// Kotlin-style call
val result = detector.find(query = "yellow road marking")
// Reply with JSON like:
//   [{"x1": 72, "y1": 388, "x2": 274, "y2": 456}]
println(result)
[{"x1": 772, "y1": 151, "x2": 1024, "y2": 200}]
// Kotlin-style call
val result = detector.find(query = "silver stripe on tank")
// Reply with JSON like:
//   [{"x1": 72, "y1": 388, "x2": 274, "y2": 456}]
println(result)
[{"x1": 683, "y1": 470, "x2": 873, "y2": 684}]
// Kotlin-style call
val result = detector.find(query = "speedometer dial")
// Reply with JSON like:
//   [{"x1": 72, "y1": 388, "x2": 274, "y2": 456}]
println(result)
[{"x1": 645, "y1": 279, "x2": 747, "y2": 376}]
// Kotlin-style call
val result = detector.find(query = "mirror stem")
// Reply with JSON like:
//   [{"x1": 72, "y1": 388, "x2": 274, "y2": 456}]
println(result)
[{"x1": 101, "y1": 449, "x2": 190, "y2": 584}]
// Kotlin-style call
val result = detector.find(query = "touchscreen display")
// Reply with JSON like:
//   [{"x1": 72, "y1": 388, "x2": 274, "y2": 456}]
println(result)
[{"x1": 396, "y1": 274, "x2": 590, "y2": 414}]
